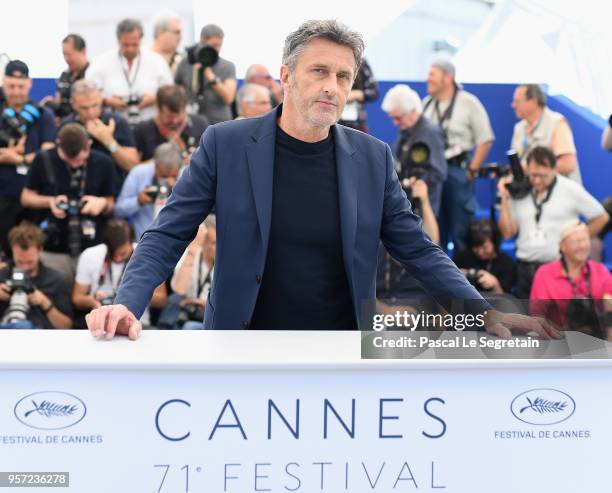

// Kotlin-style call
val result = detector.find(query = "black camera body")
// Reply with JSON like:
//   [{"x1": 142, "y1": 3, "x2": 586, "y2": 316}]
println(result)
[
  {"x1": 57, "y1": 198, "x2": 85, "y2": 217},
  {"x1": 6, "y1": 268, "x2": 35, "y2": 295},
  {"x1": 186, "y1": 44, "x2": 219, "y2": 68},
  {"x1": 1, "y1": 268, "x2": 35, "y2": 324},
  {"x1": 144, "y1": 182, "x2": 172, "y2": 201},
  {"x1": 465, "y1": 268, "x2": 480, "y2": 286},
  {"x1": 478, "y1": 163, "x2": 511, "y2": 179},
  {"x1": 0, "y1": 106, "x2": 35, "y2": 148},
  {"x1": 99, "y1": 293, "x2": 116, "y2": 307},
  {"x1": 177, "y1": 301, "x2": 204, "y2": 326}
]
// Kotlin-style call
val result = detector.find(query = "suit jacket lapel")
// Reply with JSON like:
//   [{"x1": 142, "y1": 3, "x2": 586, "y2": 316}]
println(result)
[
  {"x1": 246, "y1": 111, "x2": 277, "y2": 255},
  {"x1": 333, "y1": 124, "x2": 359, "y2": 294}
]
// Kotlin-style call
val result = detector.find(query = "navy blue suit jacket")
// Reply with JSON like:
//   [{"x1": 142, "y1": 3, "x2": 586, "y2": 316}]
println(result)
[{"x1": 115, "y1": 108, "x2": 489, "y2": 329}]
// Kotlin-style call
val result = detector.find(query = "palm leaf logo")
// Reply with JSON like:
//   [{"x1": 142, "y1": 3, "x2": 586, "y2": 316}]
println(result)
[
  {"x1": 519, "y1": 397, "x2": 567, "y2": 415},
  {"x1": 24, "y1": 400, "x2": 78, "y2": 418}
]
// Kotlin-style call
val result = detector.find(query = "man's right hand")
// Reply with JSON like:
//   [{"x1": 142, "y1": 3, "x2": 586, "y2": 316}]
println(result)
[
  {"x1": 0, "y1": 283, "x2": 11, "y2": 302},
  {"x1": 49, "y1": 195, "x2": 68, "y2": 219},
  {"x1": 86, "y1": 304, "x2": 142, "y2": 341},
  {"x1": 137, "y1": 189, "x2": 155, "y2": 206},
  {"x1": 497, "y1": 175, "x2": 513, "y2": 200}
]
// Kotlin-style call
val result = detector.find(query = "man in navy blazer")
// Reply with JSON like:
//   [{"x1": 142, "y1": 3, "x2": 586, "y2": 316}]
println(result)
[{"x1": 87, "y1": 20, "x2": 560, "y2": 340}]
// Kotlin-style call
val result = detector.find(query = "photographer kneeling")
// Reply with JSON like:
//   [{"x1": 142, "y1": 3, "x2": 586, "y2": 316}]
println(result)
[
  {"x1": 20, "y1": 123, "x2": 116, "y2": 279},
  {"x1": 454, "y1": 219, "x2": 516, "y2": 295},
  {"x1": 158, "y1": 216, "x2": 215, "y2": 330},
  {"x1": 530, "y1": 220, "x2": 612, "y2": 339},
  {"x1": 72, "y1": 219, "x2": 167, "y2": 328},
  {"x1": 0, "y1": 223, "x2": 72, "y2": 329},
  {"x1": 115, "y1": 143, "x2": 180, "y2": 239}
]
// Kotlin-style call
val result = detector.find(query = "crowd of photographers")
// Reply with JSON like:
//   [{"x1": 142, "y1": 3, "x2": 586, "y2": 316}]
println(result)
[{"x1": 0, "y1": 13, "x2": 611, "y2": 337}]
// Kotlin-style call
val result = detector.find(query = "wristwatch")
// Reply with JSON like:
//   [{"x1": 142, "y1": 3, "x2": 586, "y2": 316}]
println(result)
[
  {"x1": 108, "y1": 141, "x2": 119, "y2": 154},
  {"x1": 209, "y1": 77, "x2": 220, "y2": 86}
]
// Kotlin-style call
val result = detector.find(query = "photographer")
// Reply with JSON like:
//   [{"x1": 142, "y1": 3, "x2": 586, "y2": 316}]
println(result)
[
  {"x1": 530, "y1": 220, "x2": 612, "y2": 338},
  {"x1": 151, "y1": 11, "x2": 183, "y2": 74},
  {"x1": 382, "y1": 84, "x2": 447, "y2": 216},
  {"x1": 115, "y1": 143, "x2": 180, "y2": 239},
  {"x1": 338, "y1": 58, "x2": 378, "y2": 133},
  {"x1": 175, "y1": 24, "x2": 237, "y2": 124},
  {"x1": 86, "y1": 18, "x2": 173, "y2": 125},
  {"x1": 42, "y1": 34, "x2": 89, "y2": 120},
  {"x1": 20, "y1": 123, "x2": 115, "y2": 278},
  {"x1": 0, "y1": 60, "x2": 56, "y2": 254},
  {"x1": 72, "y1": 219, "x2": 167, "y2": 327},
  {"x1": 158, "y1": 216, "x2": 216, "y2": 330},
  {"x1": 511, "y1": 84, "x2": 581, "y2": 182},
  {"x1": 63, "y1": 79, "x2": 139, "y2": 176},
  {"x1": 498, "y1": 146, "x2": 609, "y2": 298},
  {"x1": 0, "y1": 223, "x2": 72, "y2": 329},
  {"x1": 236, "y1": 84, "x2": 273, "y2": 119},
  {"x1": 454, "y1": 219, "x2": 516, "y2": 294},
  {"x1": 133, "y1": 85, "x2": 208, "y2": 162}
]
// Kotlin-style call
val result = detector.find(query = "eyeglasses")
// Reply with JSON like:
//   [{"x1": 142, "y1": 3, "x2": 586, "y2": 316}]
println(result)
[{"x1": 390, "y1": 113, "x2": 405, "y2": 122}]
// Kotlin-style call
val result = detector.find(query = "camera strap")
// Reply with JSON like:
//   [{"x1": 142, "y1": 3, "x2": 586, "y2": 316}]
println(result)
[
  {"x1": 119, "y1": 52, "x2": 142, "y2": 97},
  {"x1": 424, "y1": 85, "x2": 459, "y2": 147},
  {"x1": 197, "y1": 256, "x2": 212, "y2": 298},
  {"x1": 41, "y1": 150, "x2": 58, "y2": 195},
  {"x1": 531, "y1": 176, "x2": 557, "y2": 225}
]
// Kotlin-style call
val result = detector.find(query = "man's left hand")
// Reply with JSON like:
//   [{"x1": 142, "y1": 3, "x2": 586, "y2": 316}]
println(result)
[
  {"x1": 484, "y1": 309, "x2": 563, "y2": 340},
  {"x1": 28, "y1": 290, "x2": 51, "y2": 310},
  {"x1": 81, "y1": 196, "x2": 108, "y2": 216}
]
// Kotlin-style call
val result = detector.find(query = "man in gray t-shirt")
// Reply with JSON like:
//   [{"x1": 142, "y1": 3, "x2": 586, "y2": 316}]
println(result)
[
  {"x1": 498, "y1": 146, "x2": 609, "y2": 298},
  {"x1": 422, "y1": 59, "x2": 495, "y2": 252},
  {"x1": 175, "y1": 24, "x2": 237, "y2": 125}
]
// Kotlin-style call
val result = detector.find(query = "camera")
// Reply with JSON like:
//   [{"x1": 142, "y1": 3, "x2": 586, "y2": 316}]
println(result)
[
  {"x1": 124, "y1": 94, "x2": 142, "y2": 125},
  {"x1": 398, "y1": 141, "x2": 431, "y2": 215},
  {"x1": 186, "y1": 44, "x2": 219, "y2": 68},
  {"x1": 566, "y1": 297, "x2": 602, "y2": 337},
  {"x1": 1, "y1": 268, "x2": 35, "y2": 324},
  {"x1": 504, "y1": 150, "x2": 531, "y2": 199},
  {"x1": 0, "y1": 104, "x2": 40, "y2": 148},
  {"x1": 465, "y1": 268, "x2": 480, "y2": 286},
  {"x1": 177, "y1": 301, "x2": 204, "y2": 326},
  {"x1": 144, "y1": 181, "x2": 173, "y2": 201},
  {"x1": 99, "y1": 293, "x2": 116, "y2": 307},
  {"x1": 54, "y1": 198, "x2": 96, "y2": 257},
  {"x1": 478, "y1": 163, "x2": 510, "y2": 179}
]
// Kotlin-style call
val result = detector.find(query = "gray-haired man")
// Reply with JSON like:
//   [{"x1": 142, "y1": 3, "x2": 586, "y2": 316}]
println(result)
[
  {"x1": 236, "y1": 83, "x2": 273, "y2": 119},
  {"x1": 423, "y1": 59, "x2": 495, "y2": 252},
  {"x1": 87, "y1": 19, "x2": 560, "y2": 342}
]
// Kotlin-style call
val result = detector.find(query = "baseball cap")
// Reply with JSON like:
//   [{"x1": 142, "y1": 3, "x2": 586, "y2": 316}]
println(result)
[{"x1": 4, "y1": 60, "x2": 29, "y2": 79}]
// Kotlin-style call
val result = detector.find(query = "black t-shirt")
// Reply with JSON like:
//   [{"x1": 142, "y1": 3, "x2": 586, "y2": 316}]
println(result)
[
  {"x1": 453, "y1": 249, "x2": 517, "y2": 293},
  {"x1": 133, "y1": 115, "x2": 209, "y2": 161},
  {"x1": 0, "y1": 262, "x2": 73, "y2": 329},
  {"x1": 250, "y1": 126, "x2": 356, "y2": 330},
  {"x1": 25, "y1": 148, "x2": 116, "y2": 253},
  {"x1": 0, "y1": 103, "x2": 57, "y2": 199}
]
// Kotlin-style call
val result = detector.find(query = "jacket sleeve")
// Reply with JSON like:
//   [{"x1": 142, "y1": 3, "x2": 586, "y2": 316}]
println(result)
[
  {"x1": 114, "y1": 126, "x2": 218, "y2": 318},
  {"x1": 379, "y1": 143, "x2": 490, "y2": 315}
]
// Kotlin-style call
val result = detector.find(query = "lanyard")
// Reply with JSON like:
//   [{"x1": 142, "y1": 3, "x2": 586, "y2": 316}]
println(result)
[
  {"x1": 561, "y1": 257, "x2": 592, "y2": 298},
  {"x1": 531, "y1": 176, "x2": 556, "y2": 225},
  {"x1": 66, "y1": 164, "x2": 87, "y2": 198},
  {"x1": 196, "y1": 256, "x2": 212, "y2": 297},
  {"x1": 98, "y1": 255, "x2": 128, "y2": 292},
  {"x1": 119, "y1": 53, "x2": 141, "y2": 96}
]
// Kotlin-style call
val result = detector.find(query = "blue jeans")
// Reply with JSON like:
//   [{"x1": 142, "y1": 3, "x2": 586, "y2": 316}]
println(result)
[{"x1": 439, "y1": 165, "x2": 476, "y2": 252}]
